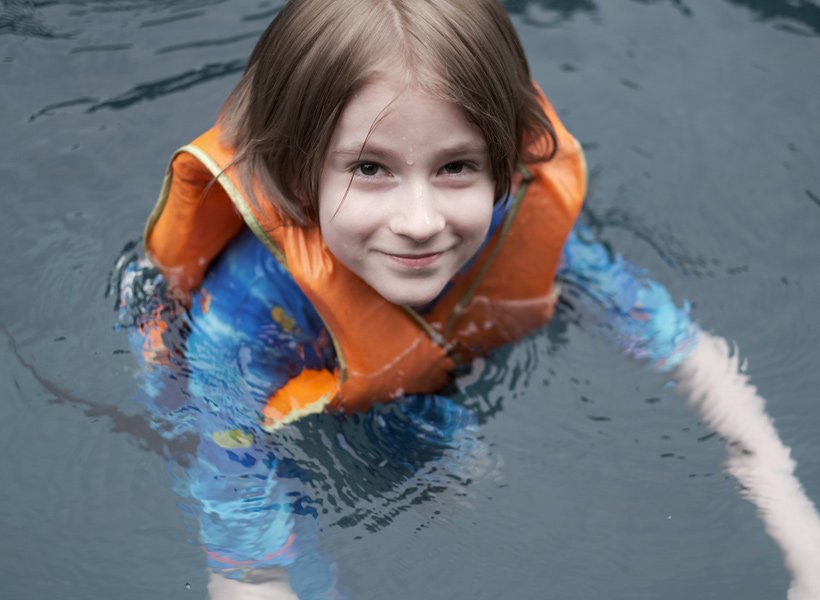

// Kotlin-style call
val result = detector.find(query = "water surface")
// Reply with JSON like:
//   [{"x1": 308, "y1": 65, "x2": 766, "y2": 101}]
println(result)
[{"x1": 1, "y1": 1, "x2": 819, "y2": 598}]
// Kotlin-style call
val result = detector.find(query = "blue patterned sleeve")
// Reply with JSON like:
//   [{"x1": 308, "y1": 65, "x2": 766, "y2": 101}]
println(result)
[
  {"x1": 180, "y1": 230, "x2": 341, "y2": 588},
  {"x1": 557, "y1": 226, "x2": 698, "y2": 371},
  {"x1": 121, "y1": 230, "x2": 342, "y2": 593}
]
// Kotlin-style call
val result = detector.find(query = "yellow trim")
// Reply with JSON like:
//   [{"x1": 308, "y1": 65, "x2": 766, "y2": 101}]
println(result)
[
  {"x1": 578, "y1": 139, "x2": 589, "y2": 199},
  {"x1": 180, "y1": 144, "x2": 288, "y2": 267},
  {"x1": 212, "y1": 429, "x2": 254, "y2": 449},
  {"x1": 329, "y1": 335, "x2": 348, "y2": 384},
  {"x1": 261, "y1": 392, "x2": 333, "y2": 433},
  {"x1": 142, "y1": 156, "x2": 177, "y2": 253},
  {"x1": 400, "y1": 306, "x2": 448, "y2": 348}
]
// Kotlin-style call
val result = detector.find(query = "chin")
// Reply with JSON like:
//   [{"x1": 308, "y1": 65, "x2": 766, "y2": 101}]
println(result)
[{"x1": 373, "y1": 280, "x2": 445, "y2": 309}]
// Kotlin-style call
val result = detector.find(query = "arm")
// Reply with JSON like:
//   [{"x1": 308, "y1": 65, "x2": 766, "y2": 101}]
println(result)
[
  {"x1": 187, "y1": 230, "x2": 344, "y2": 599},
  {"x1": 125, "y1": 230, "x2": 343, "y2": 599},
  {"x1": 673, "y1": 331, "x2": 820, "y2": 600},
  {"x1": 559, "y1": 226, "x2": 820, "y2": 598},
  {"x1": 557, "y1": 226, "x2": 697, "y2": 371},
  {"x1": 208, "y1": 570, "x2": 299, "y2": 600}
]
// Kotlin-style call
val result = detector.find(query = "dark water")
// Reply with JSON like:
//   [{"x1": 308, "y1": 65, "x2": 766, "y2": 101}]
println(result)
[{"x1": 1, "y1": 1, "x2": 819, "y2": 598}]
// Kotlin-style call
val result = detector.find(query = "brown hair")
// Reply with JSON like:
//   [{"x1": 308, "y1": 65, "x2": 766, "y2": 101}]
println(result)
[{"x1": 219, "y1": 0, "x2": 557, "y2": 225}]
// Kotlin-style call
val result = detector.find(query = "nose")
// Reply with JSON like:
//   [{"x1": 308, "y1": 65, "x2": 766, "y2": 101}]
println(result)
[{"x1": 388, "y1": 182, "x2": 446, "y2": 242}]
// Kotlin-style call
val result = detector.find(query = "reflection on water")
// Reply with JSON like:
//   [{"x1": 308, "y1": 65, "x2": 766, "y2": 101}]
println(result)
[{"x1": 273, "y1": 398, "x2": 500, "y2": 534}]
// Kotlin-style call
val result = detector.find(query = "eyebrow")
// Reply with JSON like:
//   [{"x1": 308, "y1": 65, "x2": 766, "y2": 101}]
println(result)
[{"x1": 331, "y1": 141, "x2": 488, "y2": 161}]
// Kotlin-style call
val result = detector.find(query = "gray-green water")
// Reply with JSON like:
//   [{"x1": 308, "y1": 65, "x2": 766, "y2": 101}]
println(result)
[{"x1": 1, "y1": 1, "x2": 819, "y2": 598}]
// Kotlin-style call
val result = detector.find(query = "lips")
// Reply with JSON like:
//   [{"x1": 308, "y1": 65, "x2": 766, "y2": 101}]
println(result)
[{"x1": 383, "y1": 251, "x2": 444, "y2": 269}]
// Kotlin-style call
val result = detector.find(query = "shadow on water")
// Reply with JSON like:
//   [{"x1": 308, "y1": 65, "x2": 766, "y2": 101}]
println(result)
[{"x1": 0, "y1": 322, "x2": 197, "y2": 466}]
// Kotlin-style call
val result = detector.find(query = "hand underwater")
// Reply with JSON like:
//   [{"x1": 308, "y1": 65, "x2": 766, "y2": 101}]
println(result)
[{"x1": 208, "y1": 569, "x2": 299, "y2": 600}]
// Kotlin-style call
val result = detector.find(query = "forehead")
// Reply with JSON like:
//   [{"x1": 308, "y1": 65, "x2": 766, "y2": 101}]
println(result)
[{"x1": 329, "y1": 77, "x2": 486, "y2": 152}]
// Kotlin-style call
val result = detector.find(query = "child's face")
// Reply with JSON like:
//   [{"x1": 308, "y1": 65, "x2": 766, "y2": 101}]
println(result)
[{"x1": 319, "y1": 75, "x2": 495, "y2": 308}]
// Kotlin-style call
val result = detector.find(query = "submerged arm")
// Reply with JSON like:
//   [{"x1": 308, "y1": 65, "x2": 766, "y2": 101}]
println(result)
[
  {"x1": 674, "y1": 331, "x2": 820, "y2": 599},
  {"x1": 126, "y1": 230, "x2": 343, "y2": 599},
  {"x1": 558, "y1": 226, "x2": 820, "y2": 598},
  {"x1": 557, "y1": 226, "x2": 697, "y2": 371},
  {"x1": 186, "y1": 231, "x2": 344, "y2": 598}
]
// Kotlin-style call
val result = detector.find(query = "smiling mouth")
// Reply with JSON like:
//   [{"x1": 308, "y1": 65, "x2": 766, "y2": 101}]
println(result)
[{"x1": 384, "y1": 251, "x2": 444, "y2": 269}]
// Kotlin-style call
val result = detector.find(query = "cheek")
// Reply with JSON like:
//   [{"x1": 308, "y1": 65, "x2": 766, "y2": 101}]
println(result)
[
  {"x1": 318, "y1": 191, "x2": 380, "y2": 268},
  {"x1": 323, "y1": 217, "x2": 364, "y2": 256},
  {"x1": 451, "y1": 188, "x2": 495, "y2": 240}
]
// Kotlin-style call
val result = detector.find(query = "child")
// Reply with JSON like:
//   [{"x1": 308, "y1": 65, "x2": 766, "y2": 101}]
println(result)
[{"x1": 122, "y1": 0, "x2": 820, "y2": 598}]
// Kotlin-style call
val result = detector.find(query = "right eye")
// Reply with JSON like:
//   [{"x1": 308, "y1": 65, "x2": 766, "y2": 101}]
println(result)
[{"x1": 354, "y1": 162, "x2": 382, "y2": 177}]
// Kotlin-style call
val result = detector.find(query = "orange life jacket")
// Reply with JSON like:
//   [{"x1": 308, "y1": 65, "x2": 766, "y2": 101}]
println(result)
[{"x1": 144, "y1": 94, "x2": 585, "y2": 429}]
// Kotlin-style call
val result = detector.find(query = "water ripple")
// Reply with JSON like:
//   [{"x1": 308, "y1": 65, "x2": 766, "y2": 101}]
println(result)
[
  {"x1": 726, "y1": 0, "x2": 820, "y2": 36},
  {"x1": 581, "y1": 205, "x2": 729, "y2": 279},
  {"x1": 155, "y1": 30, "x2": 261, "y2": 55},
  {"x1": 503, "y1": 0, "x2": 598, "y2": 27},
  {"x1": 502, "y1": 0, "x2": 820, "y2": 36},
  {"x1": 138, "y1": 9, "x2": 205, "y2": 28},
  {"x1": 241, "y1": 4, "x2": 285, "y2": 22},
  {"x1": 29, "y1": 60, "x2": 246, "y2": 120},
  {"x1": 265, "y1": 398, "x2": 501, "y2": 536},
  {"x1": 0, "y1": 0, "x2": 72, "y2": 38},
  {"x1": 70, "y1": 43, "x2": 132, "y2": 54}
]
